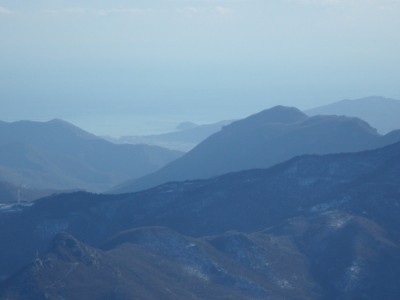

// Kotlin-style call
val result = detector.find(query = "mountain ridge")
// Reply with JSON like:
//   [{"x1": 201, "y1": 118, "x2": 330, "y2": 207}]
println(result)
[
  {"x1": 112, "y1": 105, "x2": 397, "y2": 194},
  {"x1": 306, "y1": 96, "x2": 400, "y2": 134},
  {"x1": 0, "y1": 119, "x2": 182, "y2": 191},
  {"x1": 1, "y1": 141, "x2": 400, "y2": 281}
]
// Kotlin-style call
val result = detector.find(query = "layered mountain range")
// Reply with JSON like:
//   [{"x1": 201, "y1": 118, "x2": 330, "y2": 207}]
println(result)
[
  {"x1": 0, "y1": 119, "x2": 182, "y2": 192},
  {"x1": 112, "y1": 105, "x2": 400, "y2": 193},
  {"x1": 1, "y1": 140, "x2": 400, "y2": 299},
  {"x1": 113, "y1": 120, "x2": 232, "y2": 152},
  {"x1": 1, "y1": 100, "x2": 400, "y2": 299},
  {"x1": 106, "y1": 96, "x2": 400, "y2": 153},
  {"x1": 307, "y1": 96, "x2": 400, "y2": 134}
]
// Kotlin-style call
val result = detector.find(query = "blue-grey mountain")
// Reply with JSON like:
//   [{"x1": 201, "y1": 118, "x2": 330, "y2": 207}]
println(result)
[
  {"x1": 0, "y1": 119, "x2": 182, "y2": 192},
  {"x1": 306, "y1": 96, "x2": 400, "y2": 134},
  {"x1": 1, "y1": 141, "x2": 400, "y2": 299},
  {"x1": 112, "y1": 105, "x2": 400, "y2": 193}
]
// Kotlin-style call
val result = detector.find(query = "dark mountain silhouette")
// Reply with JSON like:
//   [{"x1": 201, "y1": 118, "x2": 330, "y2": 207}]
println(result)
[
  {"x1": 306, "y1": 96, "x2": 400, "y2": 134},
  {"x1": 115, "y1": 120, "x2": 232, "y2": 152},
  {"x1": 0, "y1": 142, "x2": 400, "y2": 298},
  {"x1": 0, "y1": 119, "x2": 182, "y2": 192},
  {"x1": 112, "y1": 105, "x2": 400, "y2": 193}
]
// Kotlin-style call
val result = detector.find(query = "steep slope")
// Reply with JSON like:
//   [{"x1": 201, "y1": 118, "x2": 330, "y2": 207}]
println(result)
[
  {"x1": 0, "y1": 119, "x2": 182, "y2": 191},
  {"x1": 112, "y1": 105, "x2": 398, "y2": 193},
  {"x1": 306, "y1": 96, "x2": 400, "y2": 134},
  {"x1": 117, "y1": 120, "x2": 232, "y2": 152},
  {"x1": 1, "y1": 141, "x2": 400, "y2": 283}
]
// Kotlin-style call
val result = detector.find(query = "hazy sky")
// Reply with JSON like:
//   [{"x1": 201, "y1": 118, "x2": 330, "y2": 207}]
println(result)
[{"x1": 1, "y1": 0, "x2": 399, "y2": 136}]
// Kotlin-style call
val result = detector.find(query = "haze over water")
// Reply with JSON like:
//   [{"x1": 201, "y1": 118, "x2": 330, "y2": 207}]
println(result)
[{"x1": 1, "y1": 0, "x2": 399, "y2": 136}]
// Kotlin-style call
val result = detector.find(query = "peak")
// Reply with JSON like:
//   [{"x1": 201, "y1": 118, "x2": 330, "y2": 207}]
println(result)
[
  {"x1": 306, "y1": 115, "x2": 379, "y2": 135},
  {"x1": 242, "y1": 105, "x2": 308, "y2": 125},
  {"x1": 45, "y1": 119, "x2": 98, "y2": 139},
  {"x1": 355, "y1": 96, "x2": 400, "y2": 105},
  {"x1": 269, "y1": 105, "x2": 305, "y2": 114},
  {"x1": 269, "y1": 105, "x2": 300, "y2": 111},
  {"x1": 46, "y1": 119, "x2": 77, "y2": 128},
  {"x1": 49, "y1": 232, "x2": 97, "y2": 264},
  {"x1": 336, "y1": 96, "x2": 399, "y2": 105},
  {"x1": 176, "y1": 122, "x2": 198, "y2": 131},
  {"x1": 256, "y1": 105, "x2": 307, "y2": 119},
  {"x1": 2, "y1": 119, "x2": 74, "y2": 128},
  {"x1": 354, "y1": 96, "x2": 393, "y2": 101},
  {"x1": 220, "y1": 105, "x2": 308, "y2": 133},
  {"x1": 50, "y1": 232, "x2": 82, "y2": 253},
  {"x1": 47, "y1": 118, "x2": 69, "y2": 124}
]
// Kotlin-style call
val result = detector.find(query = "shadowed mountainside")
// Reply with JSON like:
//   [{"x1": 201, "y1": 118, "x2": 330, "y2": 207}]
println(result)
[{"x1": 0, "y1": 142, "x2": 400, "y2": 299}]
